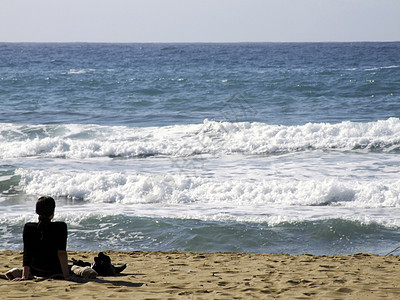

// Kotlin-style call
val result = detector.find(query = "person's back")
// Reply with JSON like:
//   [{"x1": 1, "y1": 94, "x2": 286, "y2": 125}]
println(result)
[
  {"x1": 23, "y1": 221, "x2": 67, "y2": 277},
  {"x1": 8, "y1": 196, "x2": 71, "y2": 281}
]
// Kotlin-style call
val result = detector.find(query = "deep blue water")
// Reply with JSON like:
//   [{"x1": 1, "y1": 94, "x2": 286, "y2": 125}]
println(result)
[{"x1": 1, "y1": 43, "x2": 399, "y2": 126}]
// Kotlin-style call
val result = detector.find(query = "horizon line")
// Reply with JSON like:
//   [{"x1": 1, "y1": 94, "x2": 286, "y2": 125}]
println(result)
[{"x1": 1, "y1": 40, "x2": 399, "y2": 44}]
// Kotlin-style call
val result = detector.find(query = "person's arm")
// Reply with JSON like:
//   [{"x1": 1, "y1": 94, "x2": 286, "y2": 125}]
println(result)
[
  {"x1": 13, "y1": 224, "x2": 32, "y2": 281},
  {"x1": 58, "y1": 250, "x2": 70, "y2": 280},
  {"x1": 22, "y1": 266, "x2": 30, "y2": 279}
]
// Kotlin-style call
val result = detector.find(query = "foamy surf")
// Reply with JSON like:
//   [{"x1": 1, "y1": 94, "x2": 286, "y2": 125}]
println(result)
[
  {"x1": 1, "y1": 118, "x2": 400, "y2": 159},
  {"x1": 9, "y1": 168, "x2": 399, "y2": 208}
]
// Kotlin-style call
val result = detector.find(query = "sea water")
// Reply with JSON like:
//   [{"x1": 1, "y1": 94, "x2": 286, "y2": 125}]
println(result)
[{"x1": 1, "y1": 43, "x2": 400, "y2": 254}]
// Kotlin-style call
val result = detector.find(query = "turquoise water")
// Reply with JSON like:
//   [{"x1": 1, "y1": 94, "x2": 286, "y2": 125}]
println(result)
[{"x1": 1, "y1": 42, "x2": 400, "y2": 254}]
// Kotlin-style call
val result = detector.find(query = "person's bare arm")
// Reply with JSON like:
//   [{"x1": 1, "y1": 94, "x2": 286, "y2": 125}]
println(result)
[
  {"x1": 58, "y1": 250, "x2": 70, "y2": 280},
  {"x1": 22, "y1": 266, "x2": 30, "y2": 280}
]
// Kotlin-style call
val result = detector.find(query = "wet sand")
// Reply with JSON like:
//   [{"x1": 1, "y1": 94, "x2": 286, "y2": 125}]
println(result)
[{"x1": 1, "y1": 250, "x2": 400, "y2": 299}]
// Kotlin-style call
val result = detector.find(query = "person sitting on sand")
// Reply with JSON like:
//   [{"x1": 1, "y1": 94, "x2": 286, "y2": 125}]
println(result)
[
  {"x1": 6, "y1": 196, "x2": 124, "y2": 281},
  {"x1": 10, "y1": 196, "x2": 72, "y2": 281}
]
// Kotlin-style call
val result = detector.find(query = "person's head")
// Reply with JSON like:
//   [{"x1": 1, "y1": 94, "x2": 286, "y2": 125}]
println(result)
[
  {"x1": 36, "y1": 196, "x2": 55, "y2": 240},
  {"x1": 36, "y1": 196, "x2": 55, "y2": 219}
]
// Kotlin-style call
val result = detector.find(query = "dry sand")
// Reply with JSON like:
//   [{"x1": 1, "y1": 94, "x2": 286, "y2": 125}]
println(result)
[{"x1": 1, "y1": 250, "x2": 400, "y2": 299}]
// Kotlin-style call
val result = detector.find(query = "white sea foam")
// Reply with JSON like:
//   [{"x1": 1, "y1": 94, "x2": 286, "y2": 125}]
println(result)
[
  {"x1": 365, "y1": 65, "x2": 400, "y2": 71},
  {"x1": 14, "y1": 168, "x2": 400, "y2": 208},
  {"x1": 67, "y1": 68, "x2": 96, "y2": 74},
  {"x1": 1, "y1": 118, "x2": 400, "y2": 159}
]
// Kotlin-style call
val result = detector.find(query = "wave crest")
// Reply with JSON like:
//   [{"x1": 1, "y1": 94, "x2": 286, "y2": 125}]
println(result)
[
  {"x1": 1, "y1": 118, "x2": 400, "y2": 159},
  {"x1": 15, "y1": 168, "x2": 400, "y2": 208}
]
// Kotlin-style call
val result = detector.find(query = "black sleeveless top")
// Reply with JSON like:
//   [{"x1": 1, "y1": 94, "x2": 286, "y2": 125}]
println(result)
[{"x1": 22, "y1": 222, "x2": 67, "y2": 276}]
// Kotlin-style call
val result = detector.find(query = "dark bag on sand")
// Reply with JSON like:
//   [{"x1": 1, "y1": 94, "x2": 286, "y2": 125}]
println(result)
[{"x1": 91, "y1": 252, "x2": 126, "y2": 276}]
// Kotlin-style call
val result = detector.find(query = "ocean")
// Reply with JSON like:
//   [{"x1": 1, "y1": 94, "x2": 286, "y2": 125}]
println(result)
[{"x1": 1, "y1": 42, "x2": 400, "y2": 255}]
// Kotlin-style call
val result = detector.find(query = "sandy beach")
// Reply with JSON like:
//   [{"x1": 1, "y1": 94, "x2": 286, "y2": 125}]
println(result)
[{"x1": 1, "y1": 250, "x2": 400, "y2": 299}]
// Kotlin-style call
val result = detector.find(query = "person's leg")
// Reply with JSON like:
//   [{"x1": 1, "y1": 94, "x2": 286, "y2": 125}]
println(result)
[{"x1": 71, "y1": 265, "x2": 98, "y2": 279}]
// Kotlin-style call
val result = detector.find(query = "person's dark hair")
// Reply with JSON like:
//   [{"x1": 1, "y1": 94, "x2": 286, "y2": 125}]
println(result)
[{"x1": 36, "y1": 196, "x2": 55, "y2": 240}]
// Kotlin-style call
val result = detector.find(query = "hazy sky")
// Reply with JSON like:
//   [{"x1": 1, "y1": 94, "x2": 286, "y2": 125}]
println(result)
[{"x1": 1, "y1": 0, "x2": 399, "y2": 43}]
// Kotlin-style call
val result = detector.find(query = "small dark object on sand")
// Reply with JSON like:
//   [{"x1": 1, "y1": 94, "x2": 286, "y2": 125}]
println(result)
[{"x1": 92, "y1": 252, "x2": 127, "y2": 276}]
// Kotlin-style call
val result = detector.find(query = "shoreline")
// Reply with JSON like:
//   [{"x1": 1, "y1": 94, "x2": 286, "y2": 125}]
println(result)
[{"x1": 1, "y1": 250, "x2": 400, "y2": 299}]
